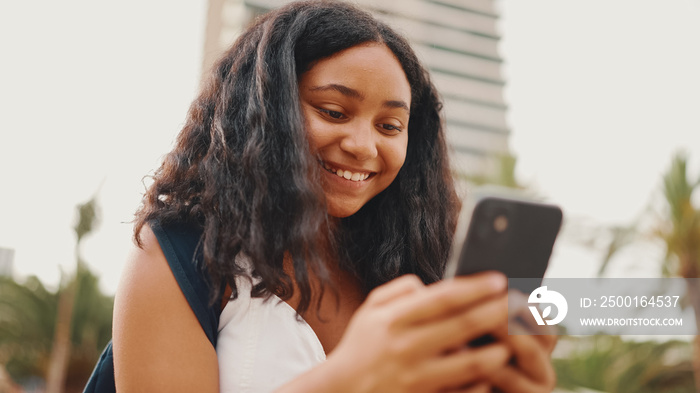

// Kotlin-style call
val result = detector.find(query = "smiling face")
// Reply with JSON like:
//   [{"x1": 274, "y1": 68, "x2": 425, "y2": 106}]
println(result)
[{"x1": 299, "y1": 43, "x2": 411, "y2": 218}]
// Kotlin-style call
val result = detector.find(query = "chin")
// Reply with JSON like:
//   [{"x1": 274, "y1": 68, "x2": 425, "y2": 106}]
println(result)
[{"x1": 326, "y1": 201, "x2": 364, "y2": 218}]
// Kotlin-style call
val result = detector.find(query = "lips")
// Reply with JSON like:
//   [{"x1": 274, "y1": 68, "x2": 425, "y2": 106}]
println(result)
[{"x1": 320, "y1": 160, "x2": 374, "y2": 182}]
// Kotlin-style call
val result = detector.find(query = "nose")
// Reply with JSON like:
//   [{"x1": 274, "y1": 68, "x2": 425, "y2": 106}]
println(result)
[{"x1": 339, "y1": 119, "x2": 378, "y2": 161}]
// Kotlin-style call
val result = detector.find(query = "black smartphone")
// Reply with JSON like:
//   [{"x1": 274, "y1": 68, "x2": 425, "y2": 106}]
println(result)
[
  {"x1": 445, "y1": 195, "x2": 562, "y2": 348},
  {"x1": 445, "y1": 195, "x2": 563, "y2": 294}
]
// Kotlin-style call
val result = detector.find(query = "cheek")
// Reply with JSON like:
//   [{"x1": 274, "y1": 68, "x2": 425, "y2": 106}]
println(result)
[
  {"x1": 385, "y1": 136, "x2": 408, "y2": 175},
  {"x1": 303, "y1": 112, "x2": 333, "y2": 153}
]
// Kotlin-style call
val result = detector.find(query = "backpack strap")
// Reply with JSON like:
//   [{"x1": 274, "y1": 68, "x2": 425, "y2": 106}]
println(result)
[
  {"x1": 150, "y1": 219, "x2": 221, "y2": 346},
  {"x1": 84, "y1": 219, "x2": 220, "y2": 393}
]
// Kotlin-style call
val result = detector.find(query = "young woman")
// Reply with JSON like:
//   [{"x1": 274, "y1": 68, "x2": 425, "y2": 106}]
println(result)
[{"x1": 85, "y1": 1, "x2": 556, "y2": 392}]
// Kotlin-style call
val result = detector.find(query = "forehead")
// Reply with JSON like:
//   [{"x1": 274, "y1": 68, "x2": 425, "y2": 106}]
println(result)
[{"x1": 300, "y1": 44, "x2": 411, "y2": 103}]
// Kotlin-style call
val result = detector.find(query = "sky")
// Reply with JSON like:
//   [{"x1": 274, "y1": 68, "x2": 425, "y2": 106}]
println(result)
[
  {"x1": 0, "y1": 0, "x2": 699, "y2": 294},
  {"x1": 499, "y1": 0, "x2": 700, "y2": 278}
]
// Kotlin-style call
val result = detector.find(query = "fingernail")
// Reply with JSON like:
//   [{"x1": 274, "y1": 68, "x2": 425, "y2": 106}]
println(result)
[{"x1": 489, "y1": 272, "x2": 507, "y2": 290}]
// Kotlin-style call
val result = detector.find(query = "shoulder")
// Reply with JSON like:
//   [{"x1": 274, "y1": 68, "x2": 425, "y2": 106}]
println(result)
[
  {"x1": 114, "y1": 223, "x2": 171, "y2": 311},
  {"x1": 112, "y1": 222, "x2": 219, "y2": 392},
  {"x1": 115, "y1": 222, "x2": 198, "y2": 313}
]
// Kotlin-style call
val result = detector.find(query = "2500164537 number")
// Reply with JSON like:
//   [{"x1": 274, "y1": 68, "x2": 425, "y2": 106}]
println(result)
[{"x1": 600, "y1": 295, "x2": 680, "y2": 308}]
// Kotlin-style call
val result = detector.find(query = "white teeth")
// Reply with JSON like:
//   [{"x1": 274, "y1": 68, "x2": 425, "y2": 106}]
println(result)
[{"x1": 321, "y1": 161, "x2": 370, "y2": 182}]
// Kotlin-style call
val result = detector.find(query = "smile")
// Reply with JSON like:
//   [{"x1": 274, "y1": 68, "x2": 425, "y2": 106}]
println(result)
[{"x1": 320, "y1": 161, "x2": 373, "y2": 182}]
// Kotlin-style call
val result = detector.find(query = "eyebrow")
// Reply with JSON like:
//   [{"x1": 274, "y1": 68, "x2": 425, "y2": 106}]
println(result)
[
  {"x1": 309, "y1": 83, "x2": 410, "y2": 113},
  {"x1": 383, "y1": 100, "x2": 410, "y2": 112},
  {"x1": 310, "y1": 84, "x2": 365, "y2": 100}
]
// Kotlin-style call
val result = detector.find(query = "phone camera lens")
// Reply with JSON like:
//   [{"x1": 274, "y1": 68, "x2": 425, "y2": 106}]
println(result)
[{"x1": 493, "y1": 215, "x2": 508, "y2": 233}]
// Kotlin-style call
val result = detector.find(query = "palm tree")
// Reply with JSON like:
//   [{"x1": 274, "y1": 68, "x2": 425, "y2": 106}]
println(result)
[
  {"x1": 554, "y1": 335, "x2": 694, "y2": 393},
  {"x1": 655, "y1": 152, "x2": 700, "y2": 392},
  {"x1": 0, "y1": 197, "x2": 112, "y2": 392},
  {"x1": 65, "y1": 266, "x2": 114, "y2": 392},
  {"x1": 0, "y1": 275, "x2": 57, "y2": 386},
  {"x1": 45, "y1": 196, "x2": 99, "y2": 393},
  {"x1": 575, "y1": 152, "x2": 700, "y2": 391},
  {"x1": 0, "y1": 270, "x2": 113, "y2": 392}
]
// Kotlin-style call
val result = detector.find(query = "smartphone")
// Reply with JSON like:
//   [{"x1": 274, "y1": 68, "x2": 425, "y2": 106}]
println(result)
[{"x1": 445, "y1": 195, "x2": 563, "y2": 294}]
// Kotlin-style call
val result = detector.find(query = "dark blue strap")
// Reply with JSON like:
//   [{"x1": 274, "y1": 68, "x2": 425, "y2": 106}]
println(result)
[
  {"x1": 84, "y1": 220, "x2": 218, "y2": 393},
  {"x1": 150, "y1": 219, "x2": 219, "y2": 346},
  {"x1": 83, "y1": 342, "x2": 114, "y2": 393}
]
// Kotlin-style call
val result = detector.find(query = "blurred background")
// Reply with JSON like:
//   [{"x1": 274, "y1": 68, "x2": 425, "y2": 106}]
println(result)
[{"x1": 1, "y1": 0, "x2": 699, "y2": 391}]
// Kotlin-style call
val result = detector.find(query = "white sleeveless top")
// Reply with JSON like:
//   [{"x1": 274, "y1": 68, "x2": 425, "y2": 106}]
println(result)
[{"x1": 217, "y1": 273, "x2": 327, "y2": 392}]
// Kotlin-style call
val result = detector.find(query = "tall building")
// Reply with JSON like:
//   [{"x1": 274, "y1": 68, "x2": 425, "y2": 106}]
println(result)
[
  {"x1": 201, "y1": 0, "x2": 509, "y2": 178},
  {"x1": 0, "y1": 247, "x2": 14, "y2": 277}
]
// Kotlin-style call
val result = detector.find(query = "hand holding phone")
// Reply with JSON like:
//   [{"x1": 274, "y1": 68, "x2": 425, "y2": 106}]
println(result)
[{"x1": 445, "y1": 195, "x2": 563, "y2": 293}]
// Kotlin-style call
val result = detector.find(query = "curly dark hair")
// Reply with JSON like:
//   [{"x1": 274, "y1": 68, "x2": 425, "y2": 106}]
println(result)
[{"x1": 134, "y1": 0, "x2": 460, "y2": 315}]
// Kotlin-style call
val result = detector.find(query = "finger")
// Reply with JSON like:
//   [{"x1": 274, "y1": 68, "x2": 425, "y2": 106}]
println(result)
[
  {"x1": 490, "y1": 322, "x2": 558, "y2": 389},
  {"x1": 506, "y1": 291, "x2": 558, "y2": 353},
  {"x1": 419, "y1": 343, "x2": 510, "y2": 390},
  {"x1": 489, "y1": 365, "x2": 542, "y2": 393},
  {"x1": 496, "y1": 323, "x2": 558, "y2": 357},
  {"x1": 497, "y1": 334, "x2": 555, "y2": 388},
  {"x1": 364, "y1": 274, "x2": 425, "y2": 306},
  {"x1": 507, "y1": 290, "x2": 550, "y2": 335},
  {"x1": 534, "y1": 333, "x2": 558, "y2": 355},
  {"x1": 406, "y1": 294, "x2": 509, "y2": 355},
  {"x1": 451, "y1": 382, "x2": 492, "y2": 393},
  {"x1": 390, "y1": 272, "x2": 507, "y2": 326},
  {"x1": 545, "y1": 335, "x2": 558, "y2": 354}
]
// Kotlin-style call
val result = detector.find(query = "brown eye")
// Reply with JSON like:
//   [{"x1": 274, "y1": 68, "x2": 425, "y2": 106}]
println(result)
[
  {"x1": 379, "y1": 124, "x2": 402, "y2": 134},
  {"x1": 319, "y1": 108, "x2": 345, "y2": 119}
]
